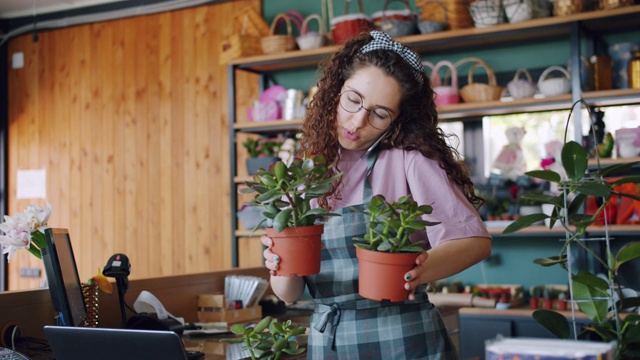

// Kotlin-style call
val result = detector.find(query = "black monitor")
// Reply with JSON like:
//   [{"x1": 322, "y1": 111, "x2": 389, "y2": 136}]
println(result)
[{"x1": 41, "y1": 228, "x2": 87, "y2": 327}]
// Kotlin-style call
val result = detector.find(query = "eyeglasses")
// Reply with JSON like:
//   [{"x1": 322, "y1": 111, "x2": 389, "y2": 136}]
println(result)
[{"x1": 339, "y1": 90, "x2": 393, "y2": 131}]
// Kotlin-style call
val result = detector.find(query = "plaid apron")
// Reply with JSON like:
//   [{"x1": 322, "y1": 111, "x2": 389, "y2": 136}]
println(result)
[{"x1": 304, "y1": 149, "x2": 458, "y2": 359}]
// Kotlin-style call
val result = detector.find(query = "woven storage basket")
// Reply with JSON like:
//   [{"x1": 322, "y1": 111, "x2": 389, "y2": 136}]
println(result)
[
  {"x1": 219, "y1": 6, "x2": 268, "y2": 64},
  {"x1": 329, "y1": 0, "x2": 372, "y2": 44},
  {"x1": 553, "y1": 0, "x2": 584, "y2": 16},
  {"x1": 503, "y1": 0, "x2": 552, "y2": 23},
  {"x1": 469, "y1": 0, "x2": 505, "y2": 27},
  {"x1": 378, "y1": 0, "x2": 418, "y2": 37},
  {"x1": 459, "y1": 59, "x2": 504, "y2": 103},
  {"x1": 538, "y1": 65, "x2": 571, "y2": 97},
  {"x1": 297, "y1": 14, "x2": 326, "y2": 50},
  {"x1": 507, "y1": 68, "x2": 537, "y2": 99},
  {"x1": 261, "y1": 13, "x2": 298, "y2": 55},
  {"x1": 424, "y1": 60, "x2": 460, "y2": 106},
  {"x1": 417, "y1": 0, "x2": 447, "y2": 34},
  {"x1": 598, "y1": 0, "x2": 635, "y2": 10},
  {"x1": 417, "y1": 0, "x2": 475, "y2": 30}
]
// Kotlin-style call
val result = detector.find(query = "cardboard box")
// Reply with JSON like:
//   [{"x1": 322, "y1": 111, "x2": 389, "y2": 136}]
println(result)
[{"x1": 197, "y1": 294, "x2": 262, "y2": 324}]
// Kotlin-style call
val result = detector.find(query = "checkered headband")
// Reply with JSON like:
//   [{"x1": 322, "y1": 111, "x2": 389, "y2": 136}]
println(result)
[{"x1": 359, "y1": 30, "x2": 424, "y2": 86}]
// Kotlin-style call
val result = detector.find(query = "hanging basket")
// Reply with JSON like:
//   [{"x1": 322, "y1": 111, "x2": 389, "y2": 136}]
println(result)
[
  {"x1": 507, "y1": 68, "x2": 537, "y2": 99},
  {"x1": 459, "y1": 59, "x2": 504, "y2": 103},
  {"x1": 261, "y1": 13, "x2": 298, "y2": 55}
]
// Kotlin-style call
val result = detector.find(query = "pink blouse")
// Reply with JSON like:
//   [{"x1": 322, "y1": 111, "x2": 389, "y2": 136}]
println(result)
[{"x1": 320, "y1": 148, "x2": 491, "y2": 249}]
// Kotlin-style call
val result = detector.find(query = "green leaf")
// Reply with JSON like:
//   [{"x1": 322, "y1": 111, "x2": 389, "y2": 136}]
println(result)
[
  {"x1": 533, "y1": 255, "x2": 566, "y2": 267},
  {"x1": 525, "y1": 170, "x2": 562, "y2": 183},
  {"x1": 503, "y1": 214, "x2": 548, "y2": 234},
  {"x1": 376, "y1": 239, "x2": 393, "y2": 252},
  {"x1": 253, "y1": 316, "x2": 272, "y2": 333},
  {"x1": 273, "y1": 208, "x2": 293, "y2": 232},
  {"x1": 532, "y1": 309, "x2": 570, "y2": 339},
  {"x1": 572, "y1": 270, "x2": 609, "y2": 292},
  {"x1": 615, "y1": 242, "x2": 640, "y2": 271},
  {"x1": 561, "y1": 141, "x2": 588, "y2": 181},
  {"x1": 272, "y1": 338, "x2": 288, "y2": 352},
  {"x1": 230, "y1": 323, "x2": 247, "y2": 335},
  {"x1": 599, "y1": 162, "x2": 640, "y2": 178},
  {"x1": 574, "y1": 182, "x2": 611, "y2": 198},
  {"x1": 572, "y1": 280, "x2": 608, "y2": 322}
]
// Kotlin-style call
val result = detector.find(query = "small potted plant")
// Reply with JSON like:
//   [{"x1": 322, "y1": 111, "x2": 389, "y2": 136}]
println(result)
[
  {"x1": 221, "y1": 316, "x2": 306, "y2": 360},
  {"x1": 240, "y1": 154, "x2": 342, "y2": 276},
  {"x1": 243, "y1": 137, "x2": 282, "y2": 176},
  {"x1": 351, "y1": 194, "x2": 440, "y2": 302}
]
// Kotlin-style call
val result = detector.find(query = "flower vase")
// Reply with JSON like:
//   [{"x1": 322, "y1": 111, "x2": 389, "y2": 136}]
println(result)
[{"x1": 81, "y1": 283, "x2": 99, "y2": 327}]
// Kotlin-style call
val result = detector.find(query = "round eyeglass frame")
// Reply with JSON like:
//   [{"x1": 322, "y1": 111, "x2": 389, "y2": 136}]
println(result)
[{"x1": 339, "y1": 90, "x2": 393, "y2": 131}]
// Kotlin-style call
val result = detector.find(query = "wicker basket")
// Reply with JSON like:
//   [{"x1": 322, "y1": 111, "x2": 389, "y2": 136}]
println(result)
[
  {"x1": 219, "y1": 6, "x2": 267, "y2": 64},
  {"x1": 598, "y1": 0, "x2": 635, "y2": 10},
  {"x1": 261, "y1": 13, "x2": 298, "y2": 55},
  {"x1": 469, "y1": 0, "x2": 505, "y2": 27},
  {"x1": 538, "y1": 65, "x2": 571, "y2": 97},
  {"x1": 329, "y1": 0, "x2": 373, "y2": 44},
  {"x1": 553, "y1": 0, "x2": 584, "y2": 16},
  {"x1": 503, "y1": 0, "x2": 552, "y2": 23},
  {"x1": 459, "y1": 59, "x2": 504, "y2": 103},
  {"x1": 418, "y1": 0, "x2": 475, "y2": 30},
  {"x1": 417, "y1": 0, "x2": 447, "y2": 34},
  {"x1": 424, "y1": 60, "x2": 460, "y2": 106},
  {"x1": 297, "y1": 14, "x2": 326, "y2": 50},
  {"x1": 377, "y1": 0, "x2": 418, "y2": 37},
  {"x1": 507, "y1": 68, "x2": 537, "y2": 99}
]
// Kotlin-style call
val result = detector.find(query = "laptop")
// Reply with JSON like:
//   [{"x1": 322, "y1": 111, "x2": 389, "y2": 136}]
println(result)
[{"x1": 44, "y1": 326, "x2": 203, "y2": 360}]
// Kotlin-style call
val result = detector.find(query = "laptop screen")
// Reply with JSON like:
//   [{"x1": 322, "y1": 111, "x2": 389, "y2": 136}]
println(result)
[
  {"x1": 41, "y1": 228, "x2": 87, "y2": 327},
  {"x1": 44, "y1": 326, "x2": 190, "y2": 360}
]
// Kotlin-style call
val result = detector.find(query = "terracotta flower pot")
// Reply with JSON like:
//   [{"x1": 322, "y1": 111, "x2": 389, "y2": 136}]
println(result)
[
  {"x1": 355, "y1": 247, "x2": 418, "y2": 302},
  {"x1": 266, "y1": 224, "x2": 324, "y2": 277}
]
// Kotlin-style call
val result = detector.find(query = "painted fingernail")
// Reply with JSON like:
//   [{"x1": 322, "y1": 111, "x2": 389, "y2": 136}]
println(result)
[
  {"x1": 404, "y1": 273, "x2": 412, "y2": 281},
  {"x1": 405, "y1": 283, "x2": 411, "y2": 290},
  {"x1": 273, "y1": 255, "x2": 280, "y2": 263}
]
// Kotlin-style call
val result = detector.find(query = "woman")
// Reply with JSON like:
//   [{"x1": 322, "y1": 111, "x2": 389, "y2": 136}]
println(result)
[{"x1": 261, "y1": 30, "x2": 491, "y2": 359}]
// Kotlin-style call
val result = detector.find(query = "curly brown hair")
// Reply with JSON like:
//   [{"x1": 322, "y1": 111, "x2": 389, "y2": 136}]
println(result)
[{"x1": 300, "y1": 32, "x2": 483, "y2": 209}]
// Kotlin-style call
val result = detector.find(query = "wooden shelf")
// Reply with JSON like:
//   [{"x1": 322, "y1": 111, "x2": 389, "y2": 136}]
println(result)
[
  {"x1": 229, "y1": 5, "x2": 640, "y2": 72},
  {"x1": 234, "y1": 118, "x2": 303, "y2": 133}
]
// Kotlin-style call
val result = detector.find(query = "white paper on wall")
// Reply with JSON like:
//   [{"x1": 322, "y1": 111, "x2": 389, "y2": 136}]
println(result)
[{"x1": 17, "y1": 169, "x2": 47, "y2": 199}]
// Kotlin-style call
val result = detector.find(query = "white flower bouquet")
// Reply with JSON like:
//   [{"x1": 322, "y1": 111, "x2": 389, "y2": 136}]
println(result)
[{"x1": 0, "y1": 203, "x2": 52, "y2": 260}]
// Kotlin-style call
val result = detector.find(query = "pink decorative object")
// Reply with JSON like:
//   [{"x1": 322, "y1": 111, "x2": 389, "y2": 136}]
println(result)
[{"x1": 423, "y1": 60, "x2": 460, "y2": 107}]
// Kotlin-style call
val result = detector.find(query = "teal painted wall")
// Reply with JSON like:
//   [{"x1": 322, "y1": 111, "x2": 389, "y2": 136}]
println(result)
[{"x1": 260, "y1": 1, "x2": 640, "y2": 292}]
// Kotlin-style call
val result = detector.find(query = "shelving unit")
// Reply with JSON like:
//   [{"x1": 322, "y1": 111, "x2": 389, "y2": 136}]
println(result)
[{"x1": 227, "y1": 5, "x2": 640, "y2": 267}]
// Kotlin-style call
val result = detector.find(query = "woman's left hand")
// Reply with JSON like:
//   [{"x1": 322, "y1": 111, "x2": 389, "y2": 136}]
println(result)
[{"x1": 404, "y1": 251, "x2": 428, "y2": 301}]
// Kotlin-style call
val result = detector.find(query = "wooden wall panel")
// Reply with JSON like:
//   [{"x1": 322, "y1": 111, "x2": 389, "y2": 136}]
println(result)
[{"x1": 6, "y1": 0, "x2": 262, "y2": 290}]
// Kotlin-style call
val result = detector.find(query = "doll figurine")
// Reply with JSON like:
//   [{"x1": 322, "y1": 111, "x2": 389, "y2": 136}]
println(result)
[{"x1": 493, "y1": 127, "x2": 527, "y2": 181}]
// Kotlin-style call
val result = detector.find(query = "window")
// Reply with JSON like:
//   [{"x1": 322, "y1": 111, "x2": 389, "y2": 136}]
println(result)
[{"x1": 482, "y1": 105, "x2": 640, "y2": 179}]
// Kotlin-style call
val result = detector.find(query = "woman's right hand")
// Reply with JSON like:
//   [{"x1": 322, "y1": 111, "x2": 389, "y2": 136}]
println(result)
[{"x1": 261, "y1": 235, "x2": 280, "y2": 275}]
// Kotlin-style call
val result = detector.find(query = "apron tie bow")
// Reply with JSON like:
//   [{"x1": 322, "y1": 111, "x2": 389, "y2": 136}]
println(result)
[{"x1": 313, "y1": 303, "x2": 341, "y2": 350}]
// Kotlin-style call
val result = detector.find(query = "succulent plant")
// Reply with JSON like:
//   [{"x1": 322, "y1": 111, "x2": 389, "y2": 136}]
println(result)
[
  {"x1": 352, "y1": 194, "x2": 440, "y2": 253},
  {"x1": 221, "y1": 316, "x2": 306, "y2": 360}
]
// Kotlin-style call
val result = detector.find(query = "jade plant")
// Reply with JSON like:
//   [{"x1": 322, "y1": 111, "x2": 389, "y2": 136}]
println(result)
[
  {"x1": 503, "y1": 136, "x2": 640, "y2": 358},
  {"x1": 221, "y1": 316, "x2": 306, "y2": 360},
  {"x1": 239, "y1": 154, "x2": 343, "y2": 232},
  {"x1": 352, "y1": 194, "x2": 439, "y2": 253}
]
